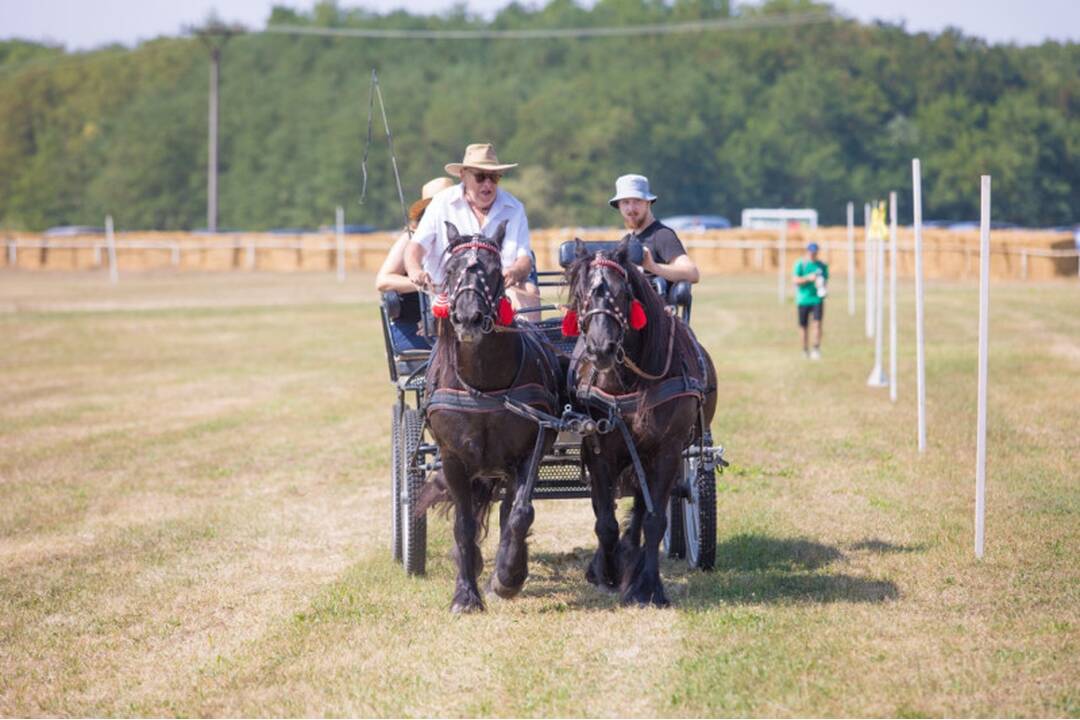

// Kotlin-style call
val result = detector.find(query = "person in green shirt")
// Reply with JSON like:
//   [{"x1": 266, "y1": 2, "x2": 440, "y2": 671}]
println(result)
[{"x1": 793, "y1": 241, "x2": 828, "y2": 359}]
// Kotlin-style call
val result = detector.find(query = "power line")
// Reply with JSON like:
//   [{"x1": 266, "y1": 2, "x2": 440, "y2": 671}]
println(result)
[{"x1": 263, "y1": 12, "x2": 836, "y2": 42}]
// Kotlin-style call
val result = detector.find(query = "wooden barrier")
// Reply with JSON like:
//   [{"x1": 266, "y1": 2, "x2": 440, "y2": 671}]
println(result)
[{"x1": 2, "y1": 227, "x2": 1076, "y2": 280}]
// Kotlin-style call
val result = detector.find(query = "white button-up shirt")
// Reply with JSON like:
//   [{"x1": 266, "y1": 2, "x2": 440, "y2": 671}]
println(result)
[{"x1": 410, "y1": 183, "x2": 531, "y2": 286}]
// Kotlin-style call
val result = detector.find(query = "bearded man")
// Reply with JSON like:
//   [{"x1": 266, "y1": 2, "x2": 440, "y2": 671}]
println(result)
[{"x1": 610, "y1": 174, "x2": 700, "y2": 285}]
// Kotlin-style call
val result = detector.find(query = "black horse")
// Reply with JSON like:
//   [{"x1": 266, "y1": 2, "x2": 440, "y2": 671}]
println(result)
[
  {"x1": 565, "y1": 238, "x2": 718, "y2": 606},
  {"x1": 417, "y1": 220, "x2": 562, "y2": 613}
]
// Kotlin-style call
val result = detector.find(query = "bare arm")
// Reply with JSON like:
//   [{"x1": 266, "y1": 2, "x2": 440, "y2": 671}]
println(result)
[
  {"x1": 503, "y1": 253, "x2": 533, "y2": 287},
  {"x1": 375, "y1": 232, "x2": 420, "y2": 294},
  {"x1": 642, "y1": 248, "x2": 700, "y2": 284},
  {"x1": 403, "y1": 238, "x2": 431, "y2": 291}
]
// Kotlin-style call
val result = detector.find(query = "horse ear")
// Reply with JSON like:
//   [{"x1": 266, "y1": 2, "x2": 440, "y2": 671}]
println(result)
[
  {"x1": 445, "y1": 221, "x2": 461, "y2": 246},
  {"x1": 574, "y1": 238, "x2": 587, "y2": 259},
  {"x1": 488, "y1": 219, "x2": 508, "y2": 248},
  {"x1": 613, "y1": 236, "x2": 631, "y2": 266}
]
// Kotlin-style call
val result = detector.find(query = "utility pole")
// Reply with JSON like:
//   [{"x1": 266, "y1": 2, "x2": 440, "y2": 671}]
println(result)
[{"x1": 191, "y1": 18, "x2": 243, "y2": 233}]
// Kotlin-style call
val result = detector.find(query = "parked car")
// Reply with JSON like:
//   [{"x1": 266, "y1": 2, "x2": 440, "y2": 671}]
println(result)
[
  {"x1": 43, "y1": 225, "x2": 105, "y2": 236},
  {"x1": 660, "y1": 215, "x2": 732, "y2": 231},
  {"x1": 318, "y1": 223, "x2": 378, "y2": 234}
]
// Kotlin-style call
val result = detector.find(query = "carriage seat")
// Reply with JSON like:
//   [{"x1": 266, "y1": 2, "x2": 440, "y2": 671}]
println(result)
[
  {"x1": 558, "y1": 238, "x2": 643, "y2": 269},
  {"x1": 380, "y1": 290, "x2": 432, "y2": 385}
]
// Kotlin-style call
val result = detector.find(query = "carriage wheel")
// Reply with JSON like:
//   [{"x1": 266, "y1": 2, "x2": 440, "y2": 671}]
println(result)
[
  {"x1": 674, "y1": 435, "x2": 718, "y2": 570},
  {"x1": 401, "y1": 407, "x2": 427, "y2": 576},
  {"x1": 390, "y1": 404, "x2": 403, "y2": 563},
  {"x1": 685, "y1": 462, "x2": 717, "y2": 571}
]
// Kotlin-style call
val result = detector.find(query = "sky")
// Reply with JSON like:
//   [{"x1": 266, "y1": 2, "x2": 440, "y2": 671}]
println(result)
[{"x1": 1, "y1": 0, "x2": 1077, "y2": 51}]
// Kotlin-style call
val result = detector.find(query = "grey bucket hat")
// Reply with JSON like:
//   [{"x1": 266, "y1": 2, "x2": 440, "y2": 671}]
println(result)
[{"x1": 609, "y1": 174, "x2": 658, "y2": 208}]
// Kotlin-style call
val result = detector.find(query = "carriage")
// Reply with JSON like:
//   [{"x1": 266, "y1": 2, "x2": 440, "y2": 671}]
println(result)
[{"x1": 380, "y1": 238, "x2": 725, "y2": 580}]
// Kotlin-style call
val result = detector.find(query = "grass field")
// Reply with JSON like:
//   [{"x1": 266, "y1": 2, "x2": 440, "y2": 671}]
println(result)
[{"x1": 1, "y1": 270, "x2": 1077, "y2": 717}]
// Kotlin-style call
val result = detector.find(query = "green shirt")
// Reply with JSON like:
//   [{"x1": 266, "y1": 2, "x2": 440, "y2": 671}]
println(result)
[{"x1": 794, "y1": 258, "x2": 828, "y2": 306}]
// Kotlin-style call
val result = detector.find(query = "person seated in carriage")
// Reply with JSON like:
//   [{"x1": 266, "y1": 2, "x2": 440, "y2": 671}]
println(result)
[
  {"x1": 609, "y1": 173, "x2": 701, "y2": 289},
  {"x1": 404, "y1": 143, "x2": 541, "y2": 321},
  {"x1": 375, "y1": 176, "x2": 457, "y2": 351}
]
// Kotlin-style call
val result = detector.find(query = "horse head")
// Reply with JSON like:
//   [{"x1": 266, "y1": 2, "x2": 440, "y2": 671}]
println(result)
[
  {"x1": 567, "y1": 237, "x2": 653, "y2": 371},
  {"x1": 439, "y1": 219, "x2": 511, "y2": 343}
]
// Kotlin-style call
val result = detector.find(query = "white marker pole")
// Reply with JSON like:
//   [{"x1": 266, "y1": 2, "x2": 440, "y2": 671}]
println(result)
[
  {"x1": 864, "y1": 203, "x2": 873, "y2": 339},
  {"x1": 889, "y1": 191, "x2": 898, "y2": 403},
  {"x1": 975, "y1": 175, "x2": 991, "y2": 559},
  {"x1": 778, "y1": 221, "x2": 787, "y2": 304},
  {"x1": 105, "y1": 215, "x2": 118, "y2": 285},
  {"x1": 913, "y1": 159, "x2": 926, "y2": 452},
  {"x1": 868, "y1": 202, "x2": 888, "y2": 387},
  {"x1": 336, "y1": 205, "x2": 345, "y2": 283},
  {"x1": 847, "y1": 201, "x2": 856, "y2": 316}
]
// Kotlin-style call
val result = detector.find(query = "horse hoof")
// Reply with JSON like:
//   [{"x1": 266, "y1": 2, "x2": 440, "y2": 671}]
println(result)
[
  {"x1": 488, "y1": 572, "x2": 524, "y2": 600},
  {"x1": 585, "y1": 566, "x2": 618, "y2": 594},
  {"x1": 621, "y1": 584, "x2": 670, "y2": 608},
  {"x1": 451, "y1": 599, "x2": 484, "y2": 614},
  {"x1": 450, "y1": 588, "x2": 485, "y2": 614}
]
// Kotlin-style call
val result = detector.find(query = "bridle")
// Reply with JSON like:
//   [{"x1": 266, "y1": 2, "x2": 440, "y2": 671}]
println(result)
[
  {"x1": 571, "y1": 255, "x2": 675, "y2": 381},
  {"x1": 578, "y1": 258, "x2": 633, "y2": 339},
  {"x1": 435, "y1": 240, "x2": 512, "y2": 333}
]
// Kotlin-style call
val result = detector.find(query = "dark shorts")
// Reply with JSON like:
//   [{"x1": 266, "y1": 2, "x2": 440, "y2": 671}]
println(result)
[{"x1": 798, "y1": 302, "x2": 824, "y2": 328}]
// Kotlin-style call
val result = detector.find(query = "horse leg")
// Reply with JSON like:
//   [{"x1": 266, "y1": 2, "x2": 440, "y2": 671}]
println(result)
[
  {"x1": 444, "y1": 457, "x2": 484, "y2": 613},
  {"x1": 583, "y1": 450, "x2": 620, "y2": 592},
  {"x1": 618, "y1": 486, "x2": 645, "y2": 590},
  {"x1": 490, "y1": 464, "x2": 536, "y2": 599},
  {"x1": 621, "y1": 451, "x2": 679, "y2": 607}
]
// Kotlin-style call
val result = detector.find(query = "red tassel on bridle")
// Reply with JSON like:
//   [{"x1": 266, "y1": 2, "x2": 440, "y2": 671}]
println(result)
[
  {"x1": 432, "y1": 293, "x2": 450, "y2": 319},
  {"x1": 562, "y1": 309, "x2": 579, "y2": 337},
  {"x1": 629, "y1": 299, "x2": 647, "y2": 330},
  {"x1": 496, "y1": 297, "x2": 514, "y2": 326}
]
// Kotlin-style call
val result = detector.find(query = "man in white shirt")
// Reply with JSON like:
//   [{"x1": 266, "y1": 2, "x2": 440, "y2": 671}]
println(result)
[{"x1": 404, "y1": 143, "x2": 540, "y2": 318}]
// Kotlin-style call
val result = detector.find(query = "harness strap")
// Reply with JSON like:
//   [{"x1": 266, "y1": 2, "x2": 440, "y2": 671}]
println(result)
[
  {"x1": 578, "y1": 376, "x2": 703, "y2": 416},
  {"x1": 616, "y1": 414, "x2": 655, "y2": 516},
  {"x1": 427, "y1": 383, "x2": 556, "y2": 415}
]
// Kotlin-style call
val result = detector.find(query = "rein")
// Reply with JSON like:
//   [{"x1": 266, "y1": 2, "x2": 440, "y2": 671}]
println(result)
[{"x1": 620, "y1": 314, "x2": 677, "y2": 380}]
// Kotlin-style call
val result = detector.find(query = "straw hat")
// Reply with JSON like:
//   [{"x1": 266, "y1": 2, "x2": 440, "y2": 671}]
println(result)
[
  {"x1": 444, "y1": 143, "x2": 518, "y2": 175},
  {"x1": 408, "y1": 176, "x2": 456, "y2": 224},
  {"x1": 609, "y1": 174, "x2": 658, "y2": 208}
]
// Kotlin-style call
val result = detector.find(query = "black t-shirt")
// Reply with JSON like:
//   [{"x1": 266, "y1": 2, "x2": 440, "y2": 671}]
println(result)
[{"x1": 623, "y1": 220, "x2": 687, "y2": 265}]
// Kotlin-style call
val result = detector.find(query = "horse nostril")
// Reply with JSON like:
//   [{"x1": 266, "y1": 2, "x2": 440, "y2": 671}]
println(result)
[
  {"x1": 603, "y1": 341, "x2": 618, "y2": 356},
  {"x1": 470, "y1": 310, "x2": 483, "y2": 325}
]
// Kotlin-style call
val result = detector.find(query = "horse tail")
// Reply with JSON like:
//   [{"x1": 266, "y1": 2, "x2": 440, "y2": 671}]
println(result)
[
  {"x1": 415, "y1": 470, "x2": 497, "y2": 542},
  {"x1": 416, "y1": 469, "x2": 450, "y2": 517}
]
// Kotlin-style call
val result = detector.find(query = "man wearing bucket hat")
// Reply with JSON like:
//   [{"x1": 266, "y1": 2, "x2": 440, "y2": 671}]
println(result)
[
  {"x1": 793, "y1": 240, "x2": 829, "y2": 359},
  {"x1": 405, "y1": 143, "x2": 540, "y2": 318},
  {"x1": 610, "y1": 174, "x2": 700, "y2": 285},
  {"x1": 376, "y1": 176, "x2": 456, "y2": 350}
]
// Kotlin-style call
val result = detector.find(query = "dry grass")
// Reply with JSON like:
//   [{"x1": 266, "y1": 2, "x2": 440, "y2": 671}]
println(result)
[{"x1": 0, "y1": 270, "x2": 1076, "y2": 717}]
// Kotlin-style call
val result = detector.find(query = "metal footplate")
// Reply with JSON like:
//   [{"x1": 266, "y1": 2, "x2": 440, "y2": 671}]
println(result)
[{"x1": 683, "y1": 443, "x2": 728, "y2": 473}]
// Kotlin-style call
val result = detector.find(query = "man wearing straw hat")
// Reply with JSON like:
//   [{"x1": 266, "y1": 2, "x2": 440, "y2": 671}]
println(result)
[
  {"x1": 405, "y1": 143, "x2": 540, "y2": 317},
  {"x1": 610, "y1": 173, "x2": 700, "y2": 285}
]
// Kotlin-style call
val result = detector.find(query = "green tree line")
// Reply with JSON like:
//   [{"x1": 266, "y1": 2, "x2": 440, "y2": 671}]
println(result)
[{"x1": 0, "y1": 0, "x2": 1077, "y2": 231}]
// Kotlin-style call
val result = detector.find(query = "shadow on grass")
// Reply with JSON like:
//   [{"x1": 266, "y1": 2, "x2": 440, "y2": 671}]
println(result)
[
  {"x1": 524, "y1": 533, "x2": 899, "y2": 609},
  {"x1": 849, "y1": 537, "x2": 926, "y2": 554},
  {"x1": 713, "y1": 533, "x2": 844, "y2": 571}
]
